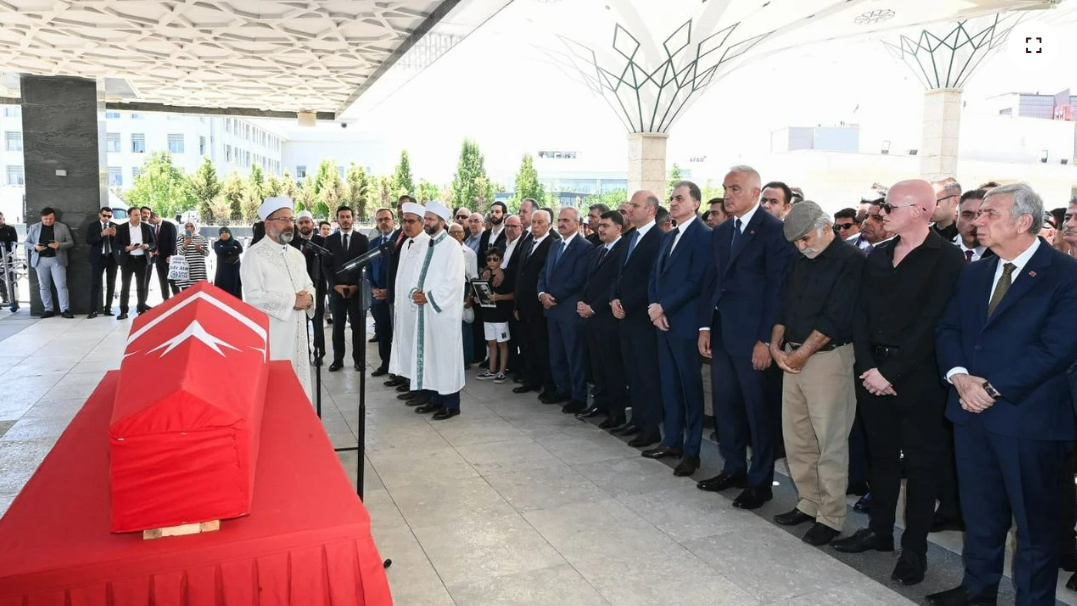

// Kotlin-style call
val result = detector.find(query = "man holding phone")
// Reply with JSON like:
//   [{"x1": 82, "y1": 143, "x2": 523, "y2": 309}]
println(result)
[
  {"x1": 323, "y1": 205, "x2": 370, "y2": 372},
  {"x1": 24, "y1": 207, "x2": 75, "y2": 318},
  {"x1": 115, "y1": 206, "x2": 157, "y2": 319}
]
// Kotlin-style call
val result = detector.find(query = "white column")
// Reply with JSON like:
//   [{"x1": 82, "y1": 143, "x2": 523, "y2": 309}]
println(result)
[
  {"x1": 627, "y1": 132, "x2": 668, "y2": 198},
  {"x1": 920, "y1": 88, "x2": 962, "y2": 181}
]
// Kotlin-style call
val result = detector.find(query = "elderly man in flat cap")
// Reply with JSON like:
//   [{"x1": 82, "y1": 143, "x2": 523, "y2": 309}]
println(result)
[
  {"x1": 768, "y1": 201, "x2": 865, "y2": 546},
  {"x1": 241, "y1": 197, "x2": 317, "y2": 401}
]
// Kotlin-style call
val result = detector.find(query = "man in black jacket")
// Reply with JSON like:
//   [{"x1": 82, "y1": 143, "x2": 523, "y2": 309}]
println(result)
[
  {"x1": 147, "y1": 212, "x2": 178, "y2": 300},
  {"x1": 86, "y1": 207, "x2": 120, "y2": 318},
  {"x1": 293, "y1": 210, "x2": 328, "y2": 360},
  {"x1": 0, "y1": 212, "x2": 20, "y2": 311},
  {"x1": 323, "y1": 205, "x2": 370, "y2": 372},
  {"x1": 115, "y1": 208, "x2": 158, "y2": 319},
  {"x1": 512, "y1": 209, "x2": 556, "y2": 397}
]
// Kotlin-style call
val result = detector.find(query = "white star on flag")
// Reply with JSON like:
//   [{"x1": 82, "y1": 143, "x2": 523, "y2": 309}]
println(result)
[{"x1": 147, "y1": 320, "x2": 240, "y2": 358}]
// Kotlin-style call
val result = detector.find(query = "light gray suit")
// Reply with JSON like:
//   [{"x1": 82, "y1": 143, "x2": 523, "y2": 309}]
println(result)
[{"x1": 24, "y1": 220, "x2": 74, "y2": 312}]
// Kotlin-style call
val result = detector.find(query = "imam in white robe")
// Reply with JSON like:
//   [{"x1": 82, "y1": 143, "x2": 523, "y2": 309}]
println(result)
[
  {"x1": 240, "y1": 237, "x2": 316, "y2": 401},
  {"x1": 407, "y1": 230, "x2": 465, "y2": 395},
  {"x1": 389, "y1": 231, "x2": 430, "y2": 380}
]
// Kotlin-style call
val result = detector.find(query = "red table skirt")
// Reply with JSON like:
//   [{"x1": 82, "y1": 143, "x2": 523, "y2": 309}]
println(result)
[{"x1": 0, "y1": 366, "x2": 393, "y2": 606}]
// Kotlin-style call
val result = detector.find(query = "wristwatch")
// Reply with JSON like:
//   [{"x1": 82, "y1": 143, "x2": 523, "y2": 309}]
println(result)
[{"x1": 982, "y1": 381, "x2": 1001, "y2": 399}]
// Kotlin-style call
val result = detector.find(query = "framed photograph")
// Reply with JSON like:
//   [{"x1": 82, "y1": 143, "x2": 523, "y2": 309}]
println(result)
[{"x1": 471, "y1": 280, "x2": 497, "y2": 309}]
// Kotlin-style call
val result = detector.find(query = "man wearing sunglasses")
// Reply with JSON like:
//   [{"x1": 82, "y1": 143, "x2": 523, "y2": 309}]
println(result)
[
  {"x1": 833, "y1": 208, "x2": 861, "y2": 240},
  {"x1": 931, "y1": 178, "x2": 962, "y2": 242}
]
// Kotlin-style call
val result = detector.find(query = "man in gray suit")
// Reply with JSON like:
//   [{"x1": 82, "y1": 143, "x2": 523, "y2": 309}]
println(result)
[{"x1": 24, "y1": 207, "x2": 75, "y2": 318}]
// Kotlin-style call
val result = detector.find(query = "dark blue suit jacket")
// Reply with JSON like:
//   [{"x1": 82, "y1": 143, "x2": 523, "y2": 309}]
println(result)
[
  {"x1": 699, "y1": 208, "x2": 794, "y2": 355},
  {"x1": 649, "y1": 217, "x2": 713, "y2": 339},
  {"x1": 368, "y1": 233, "x2": 391, "y2": 302},
  {"x1": 537, "y1": 234, "x2": 595, "y2": 321},
  {"x1": 614, "y1": 225, "x2": 664, "y2": 321},
  {"x1": 936, "y1": 240, "x2": 1077, "y2": 441}
]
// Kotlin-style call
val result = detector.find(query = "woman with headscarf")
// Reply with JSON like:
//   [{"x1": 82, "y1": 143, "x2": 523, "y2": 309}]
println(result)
[
  {"x1": 213, "y1": 226, "x2": 243, "y2": 299},
  {"x1": 173, "y1": 220, "x2": 209, "y2": 290}
]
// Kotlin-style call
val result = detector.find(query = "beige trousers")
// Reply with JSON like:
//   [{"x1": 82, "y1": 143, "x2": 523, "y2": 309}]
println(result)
[{"x1": 782, "y1": 343, "x2": 856, "y2": 531}]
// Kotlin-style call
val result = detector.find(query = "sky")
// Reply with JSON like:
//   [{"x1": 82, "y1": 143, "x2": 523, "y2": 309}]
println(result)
[{"x1": 272, "y1": 0, "x2": 1077, "y2": 186}]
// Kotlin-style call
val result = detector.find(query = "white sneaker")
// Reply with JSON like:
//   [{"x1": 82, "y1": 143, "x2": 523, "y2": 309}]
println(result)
[
  {"x1": 493, "y1": 372, "x2": 507, "y2": 384},
  {"x1": 476, "y1": 370, "x2": 497, "y2": 380}
]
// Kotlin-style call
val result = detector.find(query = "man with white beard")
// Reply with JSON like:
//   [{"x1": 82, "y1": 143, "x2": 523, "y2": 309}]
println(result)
[
  {"x1": 241, "y1": 197, "x2": 317, "y2": 401},
  {"x1": 389, "y1": 202, "x2": 432, "y2": 406}
]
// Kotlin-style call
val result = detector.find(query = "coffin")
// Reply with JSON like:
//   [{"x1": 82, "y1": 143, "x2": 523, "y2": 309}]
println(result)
[{"x1": 109, "y1": 282, "x2": 270, "y2": 533}]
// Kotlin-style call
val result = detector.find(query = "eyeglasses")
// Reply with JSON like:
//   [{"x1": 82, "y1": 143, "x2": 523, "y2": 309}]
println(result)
[
  {"x1": 881, "y1": 202, "x2": 917, "y2": 214},
  {"x1": 936, "y1": 195, "x2": 957, "y2": 205},
  {"x1": 456, "y1": 215, "x2": 468, "y2": 221},
  {"x1": 402, "y1": 218, "x2": 421, "y2": 224},
  {"x1": 835, "y1": 223, "x2": 855, "y2": 230},
  {"x1": 266, "y1": 216, "x2": 295, "y2": 224}
]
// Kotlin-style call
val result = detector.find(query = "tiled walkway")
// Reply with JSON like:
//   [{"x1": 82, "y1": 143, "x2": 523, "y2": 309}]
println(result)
[{"x1": 0, "y1": 308, "x2": 1062, "y2": 605}]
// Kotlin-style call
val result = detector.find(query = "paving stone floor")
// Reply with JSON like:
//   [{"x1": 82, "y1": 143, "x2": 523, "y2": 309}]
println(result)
[{"x1": 0, "y1": 302, "x2": 1068, "y2": 605}]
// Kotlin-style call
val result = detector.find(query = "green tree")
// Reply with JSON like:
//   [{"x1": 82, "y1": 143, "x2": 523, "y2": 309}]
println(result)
[
  {"x1": 125, "y1": 151, "x2": 196, "y2": 220},
  {"x1": 416, "y1": 179, "x2": 440, "y2": 205},
  {"x1": 451, "y1": 139, "x2": 491, "y2": 211},
  {"x1": 511, "y1": 154, "x2": 545, "y2": 209},
  {"x1": 265, "y1": 174, "x2": 283, "y2": 198},
  {"x1": 309, "y1": 159, "x2": 336, "y2": 197},
  {"x1": 280, "y1": 170, "x2": 298, "y2": 200},
  {"x1": 392, "y1": 150, "x2": 414, "y2": 197},
  {"x1": 187, "y1": 156, "x2": 222, "y2": 224},
  {"x1": 294, "y1": 185, "x2": 316, "y2": 216},
  {"x1": 319, "y1": 167, "x2": 347, "y2": 219},
  {"x1": 345, "y1": 163, "x2": 372, "y2": 220},
  {"x1": 702, "y1": 179, "x2": 724, "y2": 202},
  {"x1": 241, "y1": 187, "x2": 261, "y2": 224},
  {"x1": 220, "y1": 171, "x2": 248, "y2": 225},
  {"x1": 584, "y1": 188, "x2": 628, "y2": 212},
  {"x1": 248, "y1": 164, "x2": 266, "y2": 201},
  {"x1": 376, "y1": 175, "x2": 396, "y2": 210},
  {"x1": 666, "y1": 163, "x2": 684, "y2": 199}
]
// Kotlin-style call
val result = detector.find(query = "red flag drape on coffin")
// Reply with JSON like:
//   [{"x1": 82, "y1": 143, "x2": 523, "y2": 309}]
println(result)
[{"x1": 109, "y1": 282, "x2": 270, "y2": 533}]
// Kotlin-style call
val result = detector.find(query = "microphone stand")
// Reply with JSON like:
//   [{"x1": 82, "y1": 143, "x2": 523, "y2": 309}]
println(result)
[{"x1": 302, "y1": 239, "x2": 331, "y2": 418}]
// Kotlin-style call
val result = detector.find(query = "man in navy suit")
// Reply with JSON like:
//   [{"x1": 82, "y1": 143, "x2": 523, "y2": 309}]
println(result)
[
  {"x1": 642, "y1": 181, "x2": 713, "y2": 477},
  {"x1": 323, "y1": 205, "x2": 370, "y2": 372},
  {"x1": 929, "y1": 183, "x2": 1077, "y2": 606},
  {"x1": 612, "y1": 190, "x2": 666, "y2": 446},
  {"x1": 697, "y1": 165, "x2": 794, "y2": 510},
  {"x1": 537, "y1": 207, "x2": 595, "y2": 413},
  {"x1": 368, "y1": 208, "x2": 397, "y2": 376},
  {"x1": 576, "y1": 210, "x2": 629, "y2": 426}
]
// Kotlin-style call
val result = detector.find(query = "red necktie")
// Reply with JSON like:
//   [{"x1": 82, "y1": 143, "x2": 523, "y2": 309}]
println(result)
[{"x1": 964, "y1": 250, "x2": 974, "y2": 264}]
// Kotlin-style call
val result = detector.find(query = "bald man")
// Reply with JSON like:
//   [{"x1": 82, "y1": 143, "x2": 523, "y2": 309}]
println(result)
[{"x1": 833, "y1": 180, "x2": 965, "y2": 587}]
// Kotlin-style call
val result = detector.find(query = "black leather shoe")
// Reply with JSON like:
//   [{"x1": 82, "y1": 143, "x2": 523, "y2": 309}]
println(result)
[
  {"x1": 87, "y1": 312, "x2": 98, "y2": 319},
  {"x1": 641, "y1": 445, "x2": 683, "y2": 460},
  {"x1": 926, "y1": 586, "x2": 996, "y2": 606},
  {"x1": 398, "y1": 391, "x2": 420, "y2": 401},
  {"x1": 615, "y1": 423, "x2": 641, "y2": 436},
  {"x1": 513, "y1": 384, "x2": 536, "y2": 394},
  {"x1": 732, "y1": 486, "x2": 773, "y2": 510},
  {"x1": 540, "y1": 392, "x2": 570, "y2": 405},
  {"x1": 853, "y1": 492, "x2": 872, "y2": 513},
  {"x1": 697, "y1": 472, "x2": 748, "y2": 493},
  {"x1": 406, "y1": 393, "x2": 432, "y2": 407},
  {"x1": 673, "y1": 455, "x2": 700, "y2": 477},
  {"x1": 774, "y1": 508, "x2": 815, "y2": 526},
  {"x1": 103, "y1": 308, "x2": 114, "y2": 316},
  {"x1": 847, "y1": 480, "x2": 870, "y2": 496},
  {"x1": 415, "y1": 403, "x2": 441, "y2": 414},
  {"x1": 116, "y1": 312, "x2": 128, "y2": 320},
  {"x1": 575, "y1": 406, "x2": 602, "y2": 419},
  {"x1": 395, "y1": 382, "x2": 412, "y2": 393},
  {"x1": 930, "y1": 512, "x2": 965, "y2": 533},
  {"x1": 1061, "y1": 553, "x2": 1077, "y2": 572},
  {"x1": 371, "y1": 368, "x2": 389, "y2": 377},
  {"x1": 802, "y1": 523, "x2": 840, "y2": 546},
  {"x1": 599, "y1": 415, "x2": 626, "y2": 430},
  {"x1": 432, "y1": 408, "x2": 460, "y2": 421},
  {"x1": 513, "y1": 376, "x2": 526, "y2": 384},
  {"x1": 354, "y1": 363, "x2": 363, "y2": 371},
  {"x1": 384, "y1": 376, "x2": 406, "y2": 387},
  {"x1": 892, "y1": 551, "x2": 926, "y2": 586},
  {"x1": 60, "y1": 310, "x2": 74, "y2": 319},
  {"x1": 537, "y1": 389, "x2": 555, "y2": 400},
  {"x1": 1066, "y1": 572, "x2": 1077, "y2": 592},
  {"x1": 328, "y1": 361, "x2": 344, "y2": 372},
  {"x1": 831, "y1": 528, "x2": 894, "y2": 553},
  {"x1": 368, "y1": 335, "x2": 379, "y2": 343},
  {"x1": 628, "y1": 431, "x2": 661, "y2": 448},
  {"x1": 561, "y1": 400, "x2": 586, "y2": 414},
  {"x1": 41, "y1": 311, "x2": 55, "y2": 318}
]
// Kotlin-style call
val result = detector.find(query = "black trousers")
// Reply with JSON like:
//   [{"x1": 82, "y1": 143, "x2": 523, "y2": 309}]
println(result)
[
  {"x1": 857, "y1": 359, "x2": 948, "y2": 557},
  {"x1": 311, "y1": 282, "x2": 327, "y2": 357},
  {"x1": 149, "y1": 255, "x2": 178, "y2": 300},
  {"x1": 584, "y1": 315, "x2": 628, "y2": 416},
  {"x1": 619, "y1": 317, "x2": 662, "y2": 432},
  {"x1": 507, "y1": 314, "x2": 521, "y2": 373},
  {"x1": 936, "y1": 418, "x2": 962, "y2": 519},
  {"x1": 371, "y1": 301, "x2": 392, "y2": 372},
  {"x1": 119, "y1": 256, "x2": 149, "y2": 313},
  {"x1": 330, "y1": 291, "x2": 362, "y2": 365},
  {"x1": 89, "y1": 254, "x2": 117, "y2": 313},
  {"x1": 470, "y1": 305, "x2": 486, "y2": 363},
  {"x1": 519, "y1": 311, "x2": 555, "y2": 392}
]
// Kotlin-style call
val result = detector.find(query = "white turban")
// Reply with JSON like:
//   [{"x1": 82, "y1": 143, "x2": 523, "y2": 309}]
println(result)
[
  {"x1": 296, "y1": 210, "x2": 313, "y2": 220},
  {"x1": 402, "y1": 202, "x2": 426, "y2": 217},
  {"x1": 258, "y1": 197, "x2": 293, "y2": 221},
  {"x1": 425, "y1": 201, "x2": 452, "y2": 222}
]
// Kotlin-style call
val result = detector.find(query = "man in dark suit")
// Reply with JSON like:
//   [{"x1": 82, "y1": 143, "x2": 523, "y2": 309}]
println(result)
[
  {"x1": 585, "y1": 204, "x2": 609, "y2": 246},
  {"x1": 952, "y1": 189, "x2": 994, "y2": 264},
  {"x1": 147, "y1": 211, "x2": 178, "y2": 300},
  {"x1": 478, "y1": 201, "x2": 509, "y2": 261},
  {"x1": 576, "y1": 210, "x2": 628, "y2": 426},
  {"x1": 697, "y1": 165, "x2": 794, "y2": 510},
  {"x1": 323, "y1": 205, "x2": 370, "y2": 372},
  {"x1": 368, "y1": 208, "x2": 396, "y2": 376},
  {"x1": 537, "y1": 207, "x2": 595, "y2": 413},
  {"x1": 513, "y1": 210, "x2": 557, "y2": 398},
  {"x1": 115, "y1": 208, "x2": 158, "y2": 319},
  {"x1": 382, "y1": 196, "x2": 410, "y2": 388},
  {"x1": 643, "y1": 180, "x2": 714, "y2": 477},
  {"x1": 929, "y1": 183, "x2": 1077, "y2": 606},
  {"x1": 86, "y1": 207, "x2": 120, "y2": 318},
  {"x1": 611, "y1": 190, "x2": 665, "y2": 445},
  {"x1": 500, "y1": 215, "x2": 526, "y2": 376},
  {"x1": 293, "y1": 210, "x2": 328, "y2": 360}
]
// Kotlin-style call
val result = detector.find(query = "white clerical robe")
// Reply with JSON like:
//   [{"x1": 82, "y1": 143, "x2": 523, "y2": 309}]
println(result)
[
  {"x1": 388, "y1": 231, "x2": 430, "y2": 380},
  {"x1": 240, "y1": 237, "x2": 316, "y2": 402},
  {"x1": 406, "y1": 230, "x2": 465, "y2": 395}
]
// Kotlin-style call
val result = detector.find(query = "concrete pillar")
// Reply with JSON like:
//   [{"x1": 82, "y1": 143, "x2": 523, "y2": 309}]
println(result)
[
  {"x1": 627, "y1": 132, "x2": 668, "y2": 198},
  {"x1": 920, "y1": 88, "x2": 962, "y2": 181},
  {"x1": 20, "y1": 75, "x2": 107, "y2": 316}
]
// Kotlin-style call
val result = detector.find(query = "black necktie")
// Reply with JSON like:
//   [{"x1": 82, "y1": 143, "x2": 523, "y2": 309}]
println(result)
[
  {"x1": 342, "y1": 233, "x2": 349, "y2": 253},
  {"x1": 730, "y1": 218, "x2": 741, "y2": 251},
  {"x1": 597, "y1": 246, "x2": 608, "y2": 266},
  {"x1": 965, "y1": 250, "x2": 974, "y2": 264}
]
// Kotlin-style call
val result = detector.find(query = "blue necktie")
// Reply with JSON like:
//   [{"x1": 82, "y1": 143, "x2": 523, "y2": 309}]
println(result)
[
  {"x1": 552, "y1": 240, "x2": 567, "y2": 267},
  {"x1": 730, "y1": 218, "x2": 742, "y2": 251},
  {"x1": 624, "y1": 229, "x2": 640, "y2": 264}
]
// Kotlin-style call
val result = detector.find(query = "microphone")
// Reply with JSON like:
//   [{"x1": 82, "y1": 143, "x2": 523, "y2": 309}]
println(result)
[
  {"x1": 337, "y1": 239, "x2": 394, "y2": 275},
  {"x1": 300, "y1": 238, "x2": 332, "y2": 256}
]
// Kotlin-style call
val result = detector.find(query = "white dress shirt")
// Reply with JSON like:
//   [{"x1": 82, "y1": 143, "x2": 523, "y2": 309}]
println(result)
[
  {"x1": 128, "y1": 222, "x2": 144, "y2": 256},
  {"x1": 732, "y1": 203, "x2": 761, "y2": 235},
  {"x1": 953, "y1": 235, "x2": 988, "y2": 263},
  {"x1": 668, "y1": 215, "x2": 697, "y2": 254},
  {"x1": 537, "y1": 232, "x2": 574, "y2": 301},
  {"x1": 945, "y1": 237, "x2": 1041, "y2": 382},
  {"x1": 501, "y1": 235, "x2": 521, "y2": 269}
]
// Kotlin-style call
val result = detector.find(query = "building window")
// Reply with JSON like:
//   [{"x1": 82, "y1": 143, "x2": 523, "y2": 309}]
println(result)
[
  {"x1": 225, "y1": 144, "x2": 232, "y2": 162},
  {"x1": 2, "y1": 106, "x2": 20, "y2": 118},
  {"x1": 224, "y1": 118, "x2": 232, "y2": 133},
  {"x1": 130, "y1": 113, "x2": 143, "y2": 119},
  {"x1": 296, "y1": 165, "x2": 306, "y2": 179},
  {"x1": 5, "y1": 165, "x2": 23, "y2": 186},
  {"x1": 167, "y1": 134, "x2": 184, "y2": 154},
  {"x1": 4, "y1": 131, "x2": 22, "y2": 152},
  {"x1": 131, "y1": 133, "x2": 146, "y2": 153},
  {"x1": 199, "y1": 135, "x2": 206, "y2": 156},
  {"x1": 108, "y1": 167, "x2": 122, "y2": 187},
  {"x1": 106, "y1": 132, "x2": 121, "y2": 152},
  {"x1": 105, "y1": 111, "x2": 121, "y2": 119},
  {"x1": 132, "y1": 167, "x2": 142, "y2": 181}
]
